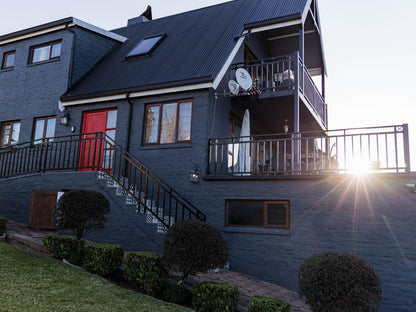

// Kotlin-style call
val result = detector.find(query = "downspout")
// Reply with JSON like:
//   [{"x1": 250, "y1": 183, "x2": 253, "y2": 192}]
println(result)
[{"x1": 126, "y1": 93, "x2": 133, "y2": 153}]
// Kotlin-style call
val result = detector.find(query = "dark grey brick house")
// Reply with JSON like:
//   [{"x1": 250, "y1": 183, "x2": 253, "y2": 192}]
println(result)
[{"x1": 1, "y1": 1, "x2": 415, "y2": 311}]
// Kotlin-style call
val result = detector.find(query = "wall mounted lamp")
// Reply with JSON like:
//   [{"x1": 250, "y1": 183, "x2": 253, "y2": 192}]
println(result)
[
  {"x1": 283, "y1": 119, "x2": 289, "y2": 133},
  {"x1": 60, "y1": 110, "x2": 70, "y2": 126},
  {"x1": 189, "y1": 163, "x2": 201, "y2": 183}
]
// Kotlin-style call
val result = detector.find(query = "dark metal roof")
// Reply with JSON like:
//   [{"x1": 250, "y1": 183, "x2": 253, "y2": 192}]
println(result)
[{"x1": 61, "y1": 0, "x2": 315, "y2": 102}]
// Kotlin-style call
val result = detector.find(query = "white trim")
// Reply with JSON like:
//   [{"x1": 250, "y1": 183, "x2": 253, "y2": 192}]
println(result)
[
  {"x1": 61, "y1": 83, "x2": 213, "y2": 107},
  {"x1": 62, "y1": 94, "x2": 127, "y2": 106},
  {"x1": 129, "y1": 83, "x2": 212, "y2": 98},
  {"x1": 72, "y1": 18, "x2": 127, "y2": 42},
  {"x1": 249, "y1": 19, "x2": 302, "y2": 34},
  {"x1": 0, "y1": 19, "x2": 127, "y2": 46},
  {"x1": 302, "y1": 0, "x2": 313, "y2": 23},
  {"x1": 213, "y1": 36, "x2": 245, "y2": 90},
  {"x1": 0, "y1": 25, "x2": 67, "y2": 45},
  {"x1": 268, "y1": 30, "x2": 315, "y2": 41}
]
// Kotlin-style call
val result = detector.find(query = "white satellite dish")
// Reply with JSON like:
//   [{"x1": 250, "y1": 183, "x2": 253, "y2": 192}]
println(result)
[
  {"x1": 235, "y1": 68, "x2": 253, "y2": 91},
  {"x1": 228, "y1": 80, "x2": 240, "y2": 96}
]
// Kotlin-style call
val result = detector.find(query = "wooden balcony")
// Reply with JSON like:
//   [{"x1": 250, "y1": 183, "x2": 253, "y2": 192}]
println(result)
[
  {"x1": 231, "y1": 53, "x2": 328, "y2": 129},
  {"x1": 207, "y1": 125, "x2": 410, "y2": 177}
]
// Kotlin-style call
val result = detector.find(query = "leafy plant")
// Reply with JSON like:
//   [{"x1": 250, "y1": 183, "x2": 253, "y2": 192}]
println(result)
[
  {"x1": 0, "y1": 217, "x2": 8, "y2": 235},
  {"x1": 164, "y1": 219, "x2": 229, "y2": 282},
  {"x1": 43, "y1": 235, "x2": 85, "y2": 265},
  {"x1": 192, "y1": 282, "x2": 239, "y2": 312},
  {"x1": 298, "y1": 252, "x2": 382, "y2": 312},
  {"x1": 82, "y1": 243, "x2": 124, "y2": 276},
  {"x1": 124, "y1": 251, "x2": 168, "y2": 296},
  {"x1": 52, "y1": 189, "x2": 110, "y2": 240},
  {"x1": 248, "y1": 295, "x2": 290, "y2": 312},
  {"x1": 162, "y1": 284, "x2": 192, "y2": 307}
]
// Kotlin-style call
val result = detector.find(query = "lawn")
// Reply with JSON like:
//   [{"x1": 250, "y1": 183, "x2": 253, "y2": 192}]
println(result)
[{"x1": 0, "y1": 243, "x2": 192, "y2": 312}]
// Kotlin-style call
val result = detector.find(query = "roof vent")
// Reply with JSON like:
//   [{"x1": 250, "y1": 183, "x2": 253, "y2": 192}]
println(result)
[{"x1": 127, "y1": 6, "x2": 152, "y2": 26}]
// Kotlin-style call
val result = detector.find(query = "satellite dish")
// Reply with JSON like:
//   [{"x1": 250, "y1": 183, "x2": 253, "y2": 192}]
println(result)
[
  {"x1": 228, "y1": 80, "x2": 240, "y2": 96},
  {"x1": 235, "y1": 68, "x2": 253, "y2": 91}
]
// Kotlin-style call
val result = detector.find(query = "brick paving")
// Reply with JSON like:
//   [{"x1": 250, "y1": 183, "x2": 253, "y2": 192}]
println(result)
[{"x1": 6, "y1": 220, "x2": 312, "y2": 312}]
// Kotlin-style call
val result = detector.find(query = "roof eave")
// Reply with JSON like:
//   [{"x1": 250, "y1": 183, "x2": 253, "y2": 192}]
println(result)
[
  {"x1": 60, "y1": 76, "x2": 214, "y2": 103},
  {"x1": 0, "y1": 17, "x2": 127, "y2": 45},
  {"x1": 244, "y1": 13, "x2": 302, "y2": 30}
]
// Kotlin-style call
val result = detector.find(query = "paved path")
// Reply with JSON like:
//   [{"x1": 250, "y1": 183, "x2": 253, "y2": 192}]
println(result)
[{"x1": 6, "y1": 220, "x2": 312, "y2": 312}]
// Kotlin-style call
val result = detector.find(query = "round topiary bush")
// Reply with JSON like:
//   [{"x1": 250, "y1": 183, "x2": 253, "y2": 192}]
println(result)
[
  {"x1": 163, "y1": 219, "x2": 229, "y2": 282},
  {"x1": 298, "y1": 252, "x2": 382, "y2": 312},
  {"x1": 53, "y1": 189, "x2": 110, "y2": 240}
]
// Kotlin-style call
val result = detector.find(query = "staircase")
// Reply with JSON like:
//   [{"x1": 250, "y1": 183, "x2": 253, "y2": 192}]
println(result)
[{"x1": 0, "y1": 132, "x2": 206, "y2": 232}]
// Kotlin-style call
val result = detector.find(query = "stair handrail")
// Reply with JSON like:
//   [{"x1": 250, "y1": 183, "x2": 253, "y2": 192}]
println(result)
[{"x1": 0, "y1": 132, "x2": 207, "y2": 228}]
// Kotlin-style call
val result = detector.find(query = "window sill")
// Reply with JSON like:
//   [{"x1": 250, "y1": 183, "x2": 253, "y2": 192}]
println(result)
[
  {"x1": 140, "y1": 143, "x2": 192, "y2": 150},
  {"x1": 223, "y1": 227, "x2": 290, "y2": 236},
  {"x1": 1, "y1": 68, "x2": 14, "y2": 72},
  {"x1": 27, "y1": 58, "x2": 60, "y2": 67}
]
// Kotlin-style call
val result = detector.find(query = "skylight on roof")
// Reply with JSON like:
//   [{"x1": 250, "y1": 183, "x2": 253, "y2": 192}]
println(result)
[{"x1": 126, "y1": 34, "x2": 166, "y2": 57}]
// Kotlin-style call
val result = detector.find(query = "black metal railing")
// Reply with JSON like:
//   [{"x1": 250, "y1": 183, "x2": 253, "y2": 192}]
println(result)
[
  {"x1": 208, "y1": 124, "x2": 410, "y2": 176},
  {"x1": 231, "y1": 52, "x2": 328, "y2": 128},
  {"x1": 0, "y1": 133, "x2": 206, "y2": 229}
]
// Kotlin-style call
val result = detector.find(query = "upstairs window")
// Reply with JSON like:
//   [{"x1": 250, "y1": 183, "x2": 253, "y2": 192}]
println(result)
[
  {"x1": 33, "y1": 116, "x2": 56, "y2": 144},
  {"x1": 1, "y1": 120, "x2": 20, "y2": 147},
  {"x1": 126, "y1": 34, "x2": 166, "y2": 57},
  {"x1": 227, "y1": 200, "x2": 290, "y2": 229},
  {"x1": 143, "y1": 99, "x2": 192, "y2": 145},
  {"x1": 30, "y1": 40, "x2": 62, "y2": 64},
  {"x1": 2, "y1": 51, "x2": 15, "y2": 70}
]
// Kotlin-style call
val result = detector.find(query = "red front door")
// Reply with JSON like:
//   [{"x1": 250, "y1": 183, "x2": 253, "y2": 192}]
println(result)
[{"x1": 79, "y1": 109, "x2": 116, "y2": 171}]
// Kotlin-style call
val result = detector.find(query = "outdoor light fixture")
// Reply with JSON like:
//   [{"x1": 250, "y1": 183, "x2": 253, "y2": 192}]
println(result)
[
  {"x1": 189, "y1": 163, "x2": 201, "y2": 183},
  {"x1": 189, "y1": 170, "x2": 200, "y2": 183},
  {"x1": 60, "y1": 110, "x2": 69, "y2": 126},
  {"x1": 283, "y1": 119, "x2": 289, "y2": 133}
]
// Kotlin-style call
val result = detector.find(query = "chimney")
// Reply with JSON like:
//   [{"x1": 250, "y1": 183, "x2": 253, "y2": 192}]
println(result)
[{"x1": 127, "y1": 5, "x2": 152, "y2": 26}]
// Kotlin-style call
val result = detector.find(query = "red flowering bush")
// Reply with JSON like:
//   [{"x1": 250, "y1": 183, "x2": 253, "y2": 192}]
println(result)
[
  {"x1": 163, "y1": 219, "x2": 228, "y2": 282},
  {"x1": 298, "y1": 252, "x2": 382, "y2": 312}
]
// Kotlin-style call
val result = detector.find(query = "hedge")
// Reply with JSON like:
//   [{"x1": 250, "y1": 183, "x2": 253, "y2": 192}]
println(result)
[
  {"x1": 42, "y1": 235, "x2": 85, "y2": 265},
  {"x1": 192, "y1": 281, "x2": 239, "y2": 312},
  {"x1": 248, "y1": 295, "x2": 291, "y2": 312},
  {"x1": 82, "y1": 243, "x2": 124, "y2": 276}
]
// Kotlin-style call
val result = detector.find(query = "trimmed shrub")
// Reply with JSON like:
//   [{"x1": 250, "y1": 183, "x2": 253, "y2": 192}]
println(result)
[
  {"x1": 53, "y1": 189, "x2": 110, "y2": 240},
  {"x1": 164, "y1": 219, "x2": 229, "y2": 281},
  {"x1": 298, "y1": 252, "x2": 382, "y2": 312},
  {"x1": 82, "y1": 243, "x2": 124, "y2": 276},
  {"x1": 192, "y1": 282, "x2": 239, "y2": 312},
  {"x1": 0, "y1": 217, "x2": 8, "y2": 235},
  {"x1": 124, "y1": 251, "x2": 168, "y2": 296},
  {"x1": 162, "y1": 284, "x2": 192, "y2": 307},
  {"x1": 248, "y1": 295, "x2": 291, "y2": 312},
  {"x1": 42, "y1": 235, "x2": 85, "y2": 265}
]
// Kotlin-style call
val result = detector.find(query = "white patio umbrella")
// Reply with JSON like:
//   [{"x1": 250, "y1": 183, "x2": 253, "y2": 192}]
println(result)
[{"x1": 238, "y1": 109, "x2": 250, "y2": 175}]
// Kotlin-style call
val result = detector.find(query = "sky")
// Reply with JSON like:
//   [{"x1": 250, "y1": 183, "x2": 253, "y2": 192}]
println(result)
[{"x1": 1, "y1": 0, "x2": 415, "y2": 170}]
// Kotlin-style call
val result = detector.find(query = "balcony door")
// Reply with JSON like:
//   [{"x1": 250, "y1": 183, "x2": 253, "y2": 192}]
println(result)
[{"x1": 79, "y1": 109, "x2": 117, "y2": 171}]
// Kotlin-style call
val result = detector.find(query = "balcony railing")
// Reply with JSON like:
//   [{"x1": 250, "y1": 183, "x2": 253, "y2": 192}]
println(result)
[
  {"x1": 208, "y1": 124, "x2": 410, "y2": 176},
  {"x1": 231, "y1": 53, "x2": 327, "y2": 128}
]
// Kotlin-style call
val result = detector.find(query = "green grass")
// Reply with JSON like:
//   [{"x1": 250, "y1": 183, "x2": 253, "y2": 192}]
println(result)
[{"x1": 0, "y1": 243, "x2": 192, "y2": 312}]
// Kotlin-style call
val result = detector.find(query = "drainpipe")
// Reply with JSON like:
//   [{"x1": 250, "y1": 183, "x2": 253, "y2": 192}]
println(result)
[{"x1": 126, "y1": 93, "x2": 133, "y2": 153}]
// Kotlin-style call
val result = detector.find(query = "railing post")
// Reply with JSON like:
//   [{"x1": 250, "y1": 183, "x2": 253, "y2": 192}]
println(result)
[
  {"x1": 293, "y1": 51, "x2": 301, "y2": 174},
  {"x1": 402, "y1": 124, "x2": 411, "y2": 174}
]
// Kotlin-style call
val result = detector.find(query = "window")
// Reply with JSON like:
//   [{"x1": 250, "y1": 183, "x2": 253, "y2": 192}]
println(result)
[
  {"x1": 226, "y1": 200, "x2": 290, "y2": 229},
  {"x1": 2, "y1": 51, "x2": 15, "y2": 69},
  {"x1": 33, "y1": 116, "x2": 56, "y2": 144},
  {"x1": 29, "y1": 40, "x2": 62, "y2": 64},
  {"x1": 126, "y1": 34, "x2": 166, "y2": 57},
  {"x1": 1, "y1": 121, "x2": 20, "y2": 147},
  {"x1": 143, "y1": 100, "x2": 192, "y2": 145}
]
